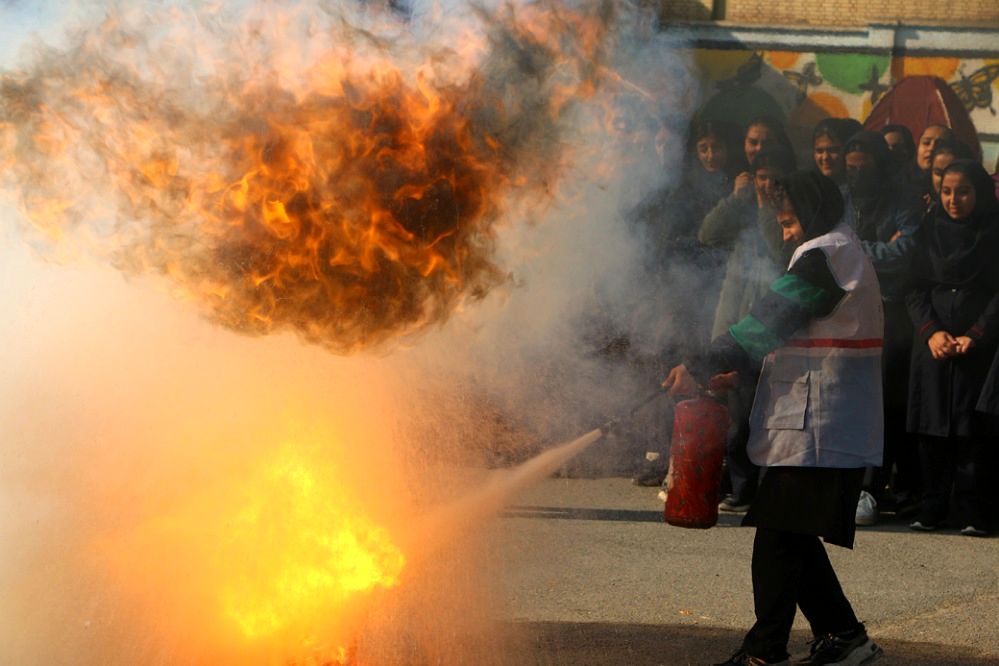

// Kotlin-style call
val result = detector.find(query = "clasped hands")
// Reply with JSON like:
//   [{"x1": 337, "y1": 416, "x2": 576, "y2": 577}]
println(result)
[
  {"x1": 662, "y1": 364, "x2": 738, "y2": 397},
  {"x1": 927, "y1": 331, "x2": 974, "y2": 360}
]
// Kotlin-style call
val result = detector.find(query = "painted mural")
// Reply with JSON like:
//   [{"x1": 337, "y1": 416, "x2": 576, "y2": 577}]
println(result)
[{"x1": 688, "y1": 48, "x2": 999, "y2": 165}]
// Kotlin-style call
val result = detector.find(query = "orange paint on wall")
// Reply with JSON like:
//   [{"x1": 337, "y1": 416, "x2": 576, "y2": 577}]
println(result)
[
  {"x1": 890, "y1": 56, "x2": 960, "y2": 82},
  {"x1": 789, "y1": 92, "x2": 850, "y2": 129},
  {"x1": 767, "y1": 51, "x2": 801, "y2": 71}
]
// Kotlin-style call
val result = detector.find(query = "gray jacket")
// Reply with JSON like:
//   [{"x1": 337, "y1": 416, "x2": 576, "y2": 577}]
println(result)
[{"x1": 699, "y1": 195, "x2": 783, "y2": 340}]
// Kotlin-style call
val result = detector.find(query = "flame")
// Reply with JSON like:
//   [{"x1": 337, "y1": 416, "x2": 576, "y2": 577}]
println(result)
[
  {"x1": 100, "y1": 440, "x2": 406, "y2": 662},
  {"x1": 0, "y1": 1, "x2": 618, "y2": 353},
  {"x1": 220, "y1": 449, "x2": 405, "y2": 642}
]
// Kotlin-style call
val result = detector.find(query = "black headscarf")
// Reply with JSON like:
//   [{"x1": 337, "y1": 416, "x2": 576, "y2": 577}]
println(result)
[
  {"x1": 777, "y1": 170, "x2": 845, "y2": 240},
  {"x1": 923, "y1": 159, "x2": 999, "y2": 287},
  {"x1": 813, "y1": 117, "x2": 863, "y2": 148},
  {"x1": 844, "y1": 130, "x2": 890, "y2": 178}
]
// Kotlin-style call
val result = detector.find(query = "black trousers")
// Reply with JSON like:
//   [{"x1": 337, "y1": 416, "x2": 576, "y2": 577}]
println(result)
[
  {"x1": 870, "y1": 301, "x2": 920, "y2": 499},
  {"x1": 918, "y1": 435, "x2": 994, "y2": 529},
  {"x1": 725, "y1": 376, "x2": 760, "y2": 502},
  {"x1": 741, "y1": 528, "x2": 860, "y2": 661}
]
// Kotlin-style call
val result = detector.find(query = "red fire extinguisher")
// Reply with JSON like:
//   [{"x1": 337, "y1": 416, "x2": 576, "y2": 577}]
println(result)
[{"x1": 663, "y1": 394, "x2": 730, "y2": 529}]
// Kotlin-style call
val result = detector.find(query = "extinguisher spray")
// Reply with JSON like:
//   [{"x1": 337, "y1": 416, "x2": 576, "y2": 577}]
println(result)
[{"x1": 663, "y1": 392, "x2": 730, "y2": 529}]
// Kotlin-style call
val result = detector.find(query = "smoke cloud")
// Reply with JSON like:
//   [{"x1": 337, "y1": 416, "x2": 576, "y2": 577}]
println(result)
[
  {"x1": 0, "y1": 0, "x2": 622, "y2": 353},
  {"x1": 0, "y1": 0, "x2": 700, "y2": 663}
]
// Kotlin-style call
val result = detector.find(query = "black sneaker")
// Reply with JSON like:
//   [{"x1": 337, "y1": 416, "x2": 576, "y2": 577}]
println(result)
[
  {"x1": 798, "y1": 627, "x2": 883, "y2": 664},
  {"x1": 719, "y1": 494, "x2": 752, "y2": 513},
  {"x1": 715, "y1": 649, "x2": 789, "y2": 665},
  {"x1": 631, "y1": 466, "x2": 667, "y2": 487},
  {"x1": 909, "y1": 519, "x2": 942, "y2": 532}
]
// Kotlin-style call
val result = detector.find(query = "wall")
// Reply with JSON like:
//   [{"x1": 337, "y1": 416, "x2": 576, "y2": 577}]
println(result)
[
  {"x1": 669, "y1": 22, "x2": 999, "y2": 167},
  {"x1": 726, "y1": 1, "x2": 999, "y2": 26}
]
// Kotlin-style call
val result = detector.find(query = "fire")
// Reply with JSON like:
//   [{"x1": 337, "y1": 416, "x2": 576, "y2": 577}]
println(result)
[
  {"x1": 219, "y1": 449, "x2": 405, "y2": 642},
  {"x1": 100, "y1": 439, "x2": 406, "y2": 662},
  {"x1": 0, "y1": 0, "x2": 617, "y2": 353}
]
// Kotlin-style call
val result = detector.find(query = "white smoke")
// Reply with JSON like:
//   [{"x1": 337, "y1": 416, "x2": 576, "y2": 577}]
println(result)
[{"x1": 0, "y1": 1, "x2": 700, "y2": 663}]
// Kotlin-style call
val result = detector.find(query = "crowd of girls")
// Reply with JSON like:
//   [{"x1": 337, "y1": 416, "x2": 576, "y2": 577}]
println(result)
[{"x1": 639, "y1": 112, "x2": 999, "y2": 537}]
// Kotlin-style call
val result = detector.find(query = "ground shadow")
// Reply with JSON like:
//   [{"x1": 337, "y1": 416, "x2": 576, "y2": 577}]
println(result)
[
  {"x1": 505, "y1": 621, "x2": 996, "y2": 665},
  {"x1": 503, "y1": 500, "x2": 995, "y2": 538}
]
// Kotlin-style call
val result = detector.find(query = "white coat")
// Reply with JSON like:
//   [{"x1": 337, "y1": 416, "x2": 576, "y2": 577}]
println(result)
[{"x1": 747, "y1": 223, "x2": 885, "y2": 468}]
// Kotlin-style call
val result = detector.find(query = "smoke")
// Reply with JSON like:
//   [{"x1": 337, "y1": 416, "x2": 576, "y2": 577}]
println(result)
[
  {"x1": 0, "y1": 0, "x2": 700, "y2": 663},
  {"x1": 0, "y1": 0, "x2": 623, "y2": 354}
]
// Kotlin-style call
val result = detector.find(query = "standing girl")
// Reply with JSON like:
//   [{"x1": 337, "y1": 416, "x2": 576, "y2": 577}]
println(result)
[
  {"x1": 906, "y1": 160, "x2": 999, "y2": 536},
  {"x1": 811, "y1": 117, "x2": 862, "y2": 190}
]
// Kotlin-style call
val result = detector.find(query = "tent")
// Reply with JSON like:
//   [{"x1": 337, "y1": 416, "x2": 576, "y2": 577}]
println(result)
[{"x1": 863, "y1": 75, "x2": 981, "y2": 159}]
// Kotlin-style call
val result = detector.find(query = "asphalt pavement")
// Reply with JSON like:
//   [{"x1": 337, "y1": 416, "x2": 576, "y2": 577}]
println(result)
[{"x1": 488, "y1": 477, "x2": 999, "y2": 665}]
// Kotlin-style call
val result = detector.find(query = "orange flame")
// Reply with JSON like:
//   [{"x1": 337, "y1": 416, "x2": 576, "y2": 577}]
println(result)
[
  {"x1": 0, "y1": 1, "x2": 618, "y2": 353},
  {"x1": 220, "y1": 449, "x2": 405, "y2": 641},
  {"x1": 100, "y1": 441, "x2": 406, "y2": 662}
]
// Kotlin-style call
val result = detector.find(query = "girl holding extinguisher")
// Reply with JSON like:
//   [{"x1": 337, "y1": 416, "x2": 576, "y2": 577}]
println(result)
[{"x1": 664, "y1": 170, "x2": 885, "y2": 666}]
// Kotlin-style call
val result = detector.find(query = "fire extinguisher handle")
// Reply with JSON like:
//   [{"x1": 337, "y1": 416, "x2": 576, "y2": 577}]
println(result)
[
  {"x1": 628, "y1": 388, "x2": 667, "y2": 416},
  {"x1": 598, "y1": 388, "x2": 666, "y2": 436}
]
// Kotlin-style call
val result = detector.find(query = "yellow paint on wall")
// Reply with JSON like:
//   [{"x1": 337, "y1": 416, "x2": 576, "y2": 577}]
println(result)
[
  {"x1": 767, "y1": 51, "x2": 801, "y2": 71},
  {"x1": 890, "y1": 56, "x2": 960, "y2": 82},
  {"x1": 692, "y1": 48, "x2": 754, "y2": 81}
]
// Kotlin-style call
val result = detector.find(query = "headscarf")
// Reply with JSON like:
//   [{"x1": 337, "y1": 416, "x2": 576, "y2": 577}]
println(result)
[
  {"x1": 750, "y1": 144, "x2": 796, "y2": 175},
  {"x1": 813, "y1": 117, "x2": 862, "y2": 148},
  {"x1": 923, "y1": 159, "x2": 999, "y2": 287},
  {"x1": 777, "y1": 170, "x2": 844, "y2": 240},
  {"x1": 844, "y1": 130, "x2": 890, "y2": 178}
]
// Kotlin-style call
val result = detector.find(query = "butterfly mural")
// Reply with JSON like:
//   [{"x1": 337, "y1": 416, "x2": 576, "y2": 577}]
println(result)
[
  {"x1": 950, "y1": 64, "x2": 999, "y2": 115},
  {"x1": 858, "y1": 64, "x2": 890, "y2": 105},
  {"x1": 783, "y1": 61, "x2": 823, "y2": 101}
]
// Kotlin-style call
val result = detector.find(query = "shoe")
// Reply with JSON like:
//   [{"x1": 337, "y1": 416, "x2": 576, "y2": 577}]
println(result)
[
  {"x1": 719, "y1": 494, "x2": 752, "y2": 513},
  {"x1": 715, "y1": 649, "x2": 789, "y2": 665},
  {"x1": 631, "y1": 467, "x2": 667, "y2": 487},
  {"x1": 892, "y1": 494, "x2": 920, "y2": 518},
  {"x1": 798, "y1": 627, "x2": 883, "y2": 665},
  {"x1": 909, "y1": 519, "x2": 941, "y2": 532},
  {"x1": 854, "y1": 491, "x2": 878, "y2": 526},
  {"x1": 960, "y1": 525, "x2": 989, "y2": 537}
]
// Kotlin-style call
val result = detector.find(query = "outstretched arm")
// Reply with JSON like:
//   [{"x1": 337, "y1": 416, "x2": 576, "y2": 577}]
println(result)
[{"x1": 666, "y1": 249, "x2": 846, "y2": 392}]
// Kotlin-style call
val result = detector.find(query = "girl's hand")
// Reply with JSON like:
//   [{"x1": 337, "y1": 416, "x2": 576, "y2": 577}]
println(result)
[
  {"x1": 663, "y1": 364, "x2": 699, "y2": 398},
  {"x1": 928, "y1": 331, "x2": 958, "y2": 359},
  {"x1": 954, "y1": 336, "x2": 975, "y2": 354},
  {"x1": 708, "y1": 371, "x2": 739, "y2": 393},
  {"x1": 733, "y1": 172, "x2": 753, "y2": 200}
]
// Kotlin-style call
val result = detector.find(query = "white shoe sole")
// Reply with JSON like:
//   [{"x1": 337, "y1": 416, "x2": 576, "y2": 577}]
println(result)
[{"x1": 830, "y1": 639, "x2": 884, "y2": 665}]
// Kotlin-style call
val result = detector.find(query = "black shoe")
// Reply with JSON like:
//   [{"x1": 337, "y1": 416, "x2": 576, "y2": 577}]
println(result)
[
  {"x1": 798, "y1": 627, "x2": 883, "y2": 664},
  {"x1": 909, "y1": 518, "x2": 942, "y2": 532},
  {"x1": 888, "y1": 491, "x2": 920, "y2": 518},
  {"x1": 960, "y1": 525, "x2": 989, "y2": 537},
  {"x1": 715, "y1": 649, "x2": 789, "y2": 665},
  {"x1": 719, "y1": 494, "x2": 752, "y2": 513},
  {"x1": 631, "y1": 466, "x2": 667, "y2": 487}
]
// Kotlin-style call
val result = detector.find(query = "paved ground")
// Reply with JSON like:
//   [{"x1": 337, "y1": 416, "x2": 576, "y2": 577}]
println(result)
[{"x1": 488, "y1": 477, "x2": 999, "y2": 665}]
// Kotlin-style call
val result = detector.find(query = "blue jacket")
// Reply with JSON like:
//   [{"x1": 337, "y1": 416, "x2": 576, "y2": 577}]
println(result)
[{"x1": 843, "y1": 190, "x2": 921, "y2": 302}]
